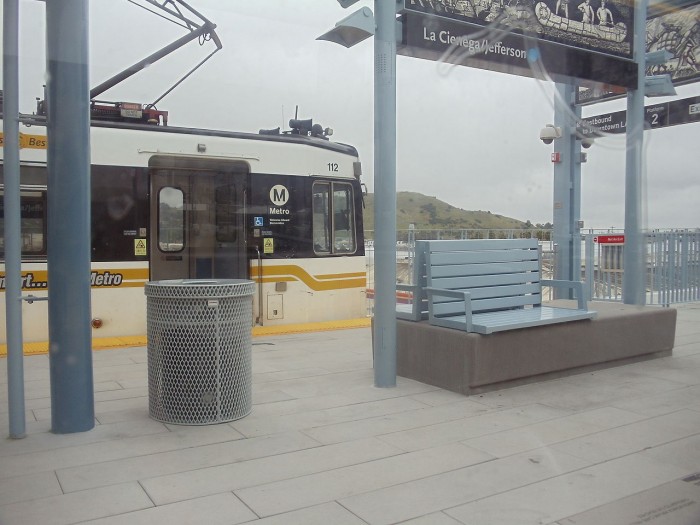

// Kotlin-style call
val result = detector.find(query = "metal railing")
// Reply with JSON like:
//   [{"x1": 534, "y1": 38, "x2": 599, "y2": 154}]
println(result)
[
  {"x1": 365, "y1": 228, "x2": 700, "y2": 312},
  {"x1": 580, "y1": 230, "x2": 699, "y2": 305}
]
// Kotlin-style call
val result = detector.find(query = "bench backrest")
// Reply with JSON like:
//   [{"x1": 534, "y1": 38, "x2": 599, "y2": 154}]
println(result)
[
  {"x1": 396, "y1": 240, "x2": 429, "y2": 321},
  {"x1": 426, "y1": 238, "x2": 542, "y2": 318}
]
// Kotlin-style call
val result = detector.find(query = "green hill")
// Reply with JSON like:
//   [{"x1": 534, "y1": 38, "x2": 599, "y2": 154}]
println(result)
[{"x1": 362, "y1": 191, "x2": 528, "y2": 232}]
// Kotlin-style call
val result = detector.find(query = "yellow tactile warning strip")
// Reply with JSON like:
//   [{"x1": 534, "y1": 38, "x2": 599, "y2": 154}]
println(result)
[
  {"x1": 0, "y1": 318, "x2": 372, "y2": 357},
  {"x1": 251, "y1": 317, "x2": 371, "y2": 336}
]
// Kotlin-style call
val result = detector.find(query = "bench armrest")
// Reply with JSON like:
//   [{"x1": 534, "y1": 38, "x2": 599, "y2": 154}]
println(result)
[
  {"x1": 425, "y1": 287, "x2": 473, "y2": 332},
  {"x1": 541, "y1": 279, "x2": 587, "y2": 310}
]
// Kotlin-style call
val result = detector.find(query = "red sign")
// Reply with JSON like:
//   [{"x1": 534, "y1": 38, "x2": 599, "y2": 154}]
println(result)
[{"x1": 594, "y1": 235, "x2": 625, "y2": 244}]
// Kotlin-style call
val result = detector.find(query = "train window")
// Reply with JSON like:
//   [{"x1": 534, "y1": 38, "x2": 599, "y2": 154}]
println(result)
[
  {"x1": 0, "y1": 190, "x2": 47, "y2": 258},
  {"x1": 158, "y1": 186, "x2": 184, "y2": 252},
  {"x1": 313, "y1": 183, "x2": 331, "y2": 253},
  {"x1": 215, "y1": 183, "x2": 237, "y2": 243},
  {"x1": 312, "y1": 181, "x2": 356, "y2": 255},
  {"x1": 333, "y1": 184, "x2": 356, "y2": 253}
]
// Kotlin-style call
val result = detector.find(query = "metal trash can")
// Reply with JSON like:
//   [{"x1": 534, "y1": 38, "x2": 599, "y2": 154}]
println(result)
[{"x1": 145, "y1": 279, "x2": 255, "y2": 425}]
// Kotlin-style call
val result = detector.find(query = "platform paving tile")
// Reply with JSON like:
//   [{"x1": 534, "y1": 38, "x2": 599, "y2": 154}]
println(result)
[
  {"x1": 244, "y1": 502, "x2": 368, "y2": 525},
  {"x1": 252, "y1": 367, "x2": 334, "y2": 383},
  {"x1": 76, "y1": 493, "x2": 257, "y2": 525},
  {"x1": 445, "y1": 436, "x2": 700, "y2": 525},
  {"x1": 376, "y1": 403, "x2": 571, "y2": 452},
  {"x1": 229, "y1": 395, "x2": 430, "y2": 438},
  {"x1": 553, "y1": 478, "x2": 700, "y2": 524},
  {"x1": 617, "y1": 362, "x2": 700, "y2": 388},
  {"x1": 639, "y1": 433, "x2": 700, "y2": 472},
  {"x1": 0, "y1": 471, "x2": 62, "y2": 506},
  {"x1": 248, "y1": 368, "x2": 372, "y2": 396},
  {"x1": 140, "y1": 436, "x2": 403, "y2": 506},
  {"x1": 462, "y1": 406, "x2": 647, "y2": 458},
  {"x1": 550, "y1": 408, "x2": 700, "y2": 463},
  {"x1": 234, "y1": 441, "x2": 494, "y2": 517},
  {"x1": 302, "y1": 398, "x2": 493, "y2": 445},
  {"x1": 474, "y1": 372, "x2": 688, "y2": 412},
  {"x1": 56, "y1": 429, "x2": 319, "y2": 492},
  {"x1": 0, "y1": 417, "x2": 168, "y2": 459},
  {"x1": 408, "y1": 389, "x2": 470, "y2": 407},
  {"x1": 32, "y1": 395, "x2": 149, "y2": 421},
  {"x1": 1, "y1": 423, "x2": 244, "y2": 479},
  {"x1": 250, "y1": 377, "x2": 439, "y2": 417},
  {"x1": 561, "y1": 365, "x2": 692, "y2": 392},
  {"x1": 0, "y1": 482, "x2": 153, "y2": 525},
  {"x1": 673, "y1": 341, "x2": 700, "y2": 357},
  {"x1": 247, "y1": 388, "x2": 295, "y2": 405},
  {"x1": 15, "y1": 385, "x2": 149, "y2": 413},
  {"x1": 397, "y1": 512, "x2": 466, "y2": 524},
  {"x1": 338, "y1": 447, "x2": 591, "y2": 525},
  {"x1": 611, "y1": 384, "x2": 700, "y2": 416}
]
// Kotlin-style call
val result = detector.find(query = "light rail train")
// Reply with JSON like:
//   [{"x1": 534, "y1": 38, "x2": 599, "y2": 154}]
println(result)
[{"x1": 0, "y1": 112, "x2": 367, "y2": 344}]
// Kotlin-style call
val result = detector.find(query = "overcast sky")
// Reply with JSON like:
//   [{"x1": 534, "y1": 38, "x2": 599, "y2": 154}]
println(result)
[{"x1": 9, "y1": 0, "x2": 700, "y2": 229}]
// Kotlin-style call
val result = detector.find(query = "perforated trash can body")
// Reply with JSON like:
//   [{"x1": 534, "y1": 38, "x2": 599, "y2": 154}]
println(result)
[{"x1": 145, "y1": 279, "x2": 255, "y2": 425}]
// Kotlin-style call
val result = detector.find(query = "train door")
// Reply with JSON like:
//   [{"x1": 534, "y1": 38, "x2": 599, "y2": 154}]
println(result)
[{"x1": 148, "y1": 157, "x2": 249, "y2": 281}]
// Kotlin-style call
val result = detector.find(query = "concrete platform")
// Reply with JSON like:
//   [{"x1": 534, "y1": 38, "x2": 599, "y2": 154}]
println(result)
[
  {"x1": 397, "y1": 301, "x2": 677, "y2": 395},
  {"x1": 0, "y1": 303, "x2": 699, "y2": 525}
]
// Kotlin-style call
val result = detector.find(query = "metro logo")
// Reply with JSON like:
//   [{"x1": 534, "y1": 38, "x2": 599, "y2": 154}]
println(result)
[{"x1": 269, "y1": 185, "x2": 289, "y2": 206}]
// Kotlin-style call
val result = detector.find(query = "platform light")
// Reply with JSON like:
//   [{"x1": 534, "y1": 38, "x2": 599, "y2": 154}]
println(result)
[
  {"x1": 644, "y1": 74, "x2": 676, "y2": 97},
  {"x1": 645, "y1": 50, "x2": 673, "y2": 66},
  {"x1": 316, "y1": 7, "x2": 374, "y2": 48}
]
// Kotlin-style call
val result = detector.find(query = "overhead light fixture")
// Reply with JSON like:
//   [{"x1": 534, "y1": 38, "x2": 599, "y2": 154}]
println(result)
[
  {"x1": 645, "y1": 50, "x2": 673, "y2": 66},
  {"x1": 317, "y1": 7, "x2": 374, "y2": 48},
  {"x1": 644, "y1": 74, "x2": 676, "y2": 97}
]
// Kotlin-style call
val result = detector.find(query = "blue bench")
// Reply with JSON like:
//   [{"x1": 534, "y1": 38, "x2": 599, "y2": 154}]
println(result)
[
  {"x1": 424, "y1": 238, "x2": 596, "y2": 334},
  {"x1": 396, "y1": 240, "x2": 429, "y2": 321}
]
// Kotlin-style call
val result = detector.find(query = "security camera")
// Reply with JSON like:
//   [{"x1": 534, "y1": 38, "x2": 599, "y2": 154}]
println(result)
[
  {"x1": 581, "y1": 137, "x2": 594, "y2": 149},
  {"x1": 539, "y1": 124, "x2": 562, "y2": 145}
]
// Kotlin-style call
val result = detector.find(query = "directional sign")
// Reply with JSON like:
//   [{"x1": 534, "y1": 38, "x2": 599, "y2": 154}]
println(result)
[
  {"x1": 595, "y1": 235, "x2": 625, "y2": 244},
  {"x1": 578, "y1": 95, "x2": 700, "y2": 136},
  {"x1": 668, "y1": 96, "x2": 700, "y2": 127}
]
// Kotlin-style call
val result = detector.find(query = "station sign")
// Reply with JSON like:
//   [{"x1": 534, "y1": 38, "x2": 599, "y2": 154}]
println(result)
[
  {"x1": 594, "y1": 235, "x2": 625, "y2": 244},
  {"x1": 399, "y1": 11, "x2": 637, "y2": 88},
  {"x1": 402, "y1": 0, "x2": 635, "y2": 58},
  {"x1": 578, "y1": 95, "x2": 700, "y2": 136}
]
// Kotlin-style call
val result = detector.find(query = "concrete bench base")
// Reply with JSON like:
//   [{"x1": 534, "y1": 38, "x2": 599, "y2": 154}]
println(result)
[{"x1": 396, "y1": 301, "x2": 677, "y2": 395}]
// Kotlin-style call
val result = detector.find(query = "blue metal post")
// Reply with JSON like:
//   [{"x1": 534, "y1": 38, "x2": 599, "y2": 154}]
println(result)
[
  {"x1": 46, "y1": 0, "x2": 95, "y2": 433},
  {"x1": 373, "y1": 0, "x2": 397, "y2": 387},
  {"x1": 3, "y1": 0, "x2": 26, "y2": 439},
  {"x1": 623, "y1": 0, "x2": 647, "y2": 305},
  {"x1": 552, "y1": 83, "x2": 582, "y2": 296}
]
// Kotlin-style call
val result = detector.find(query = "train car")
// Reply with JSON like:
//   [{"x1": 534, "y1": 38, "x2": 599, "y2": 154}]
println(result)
[{"x1": 0, "y1": 112, "x2": 367, "y2": 344}]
